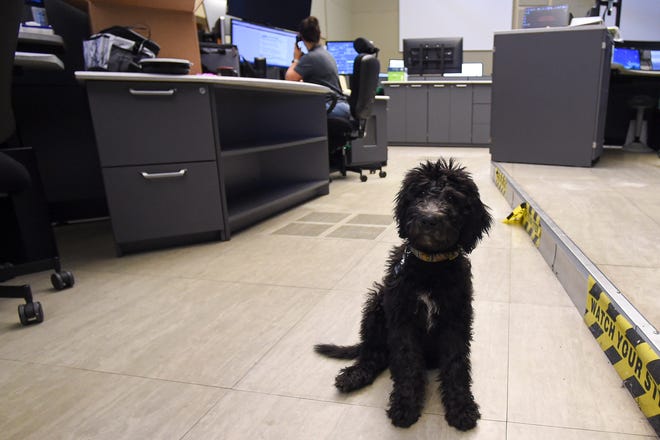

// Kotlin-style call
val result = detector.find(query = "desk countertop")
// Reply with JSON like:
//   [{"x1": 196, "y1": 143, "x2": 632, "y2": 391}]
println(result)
[
  {"x1": 75, "y1": 71, "x2": 332, "y2": 95},
  {"x1": 382, "y1": 79, "x2": 493, "y2": 85},
  {"x1": 611, "y1": 64, "x2": 660, "y2": 77}
]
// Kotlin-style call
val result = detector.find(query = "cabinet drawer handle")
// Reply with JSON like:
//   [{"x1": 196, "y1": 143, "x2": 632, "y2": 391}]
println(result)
[
  {"x1": 433, "y1": 84, "x2": 446, "y2": 88},
  {"x1": 140, "y1": 169, "x2": 187, "y2": 180},
  {"x1": 389, "y1": 84, "x2": 400, "y2": 88},
  {"x1": 410, "y1": 84, "x2": 423, "y2": 88},
  {"x1": 129, "y1": 88, "x2": 176, "y2": 96},
  {"x1": 454, "y1": 84, "x2": 468, "y2": 88}
]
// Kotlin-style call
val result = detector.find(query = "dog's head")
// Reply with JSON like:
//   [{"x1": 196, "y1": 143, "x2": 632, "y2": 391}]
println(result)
[{"x1": 395, "y1": 158, "x2": 492, "y2": 254}]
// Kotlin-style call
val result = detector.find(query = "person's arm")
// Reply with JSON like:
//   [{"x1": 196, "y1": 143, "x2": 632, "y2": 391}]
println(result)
[{"x1": 285, "y1": 43, "x2": 304, "y2": 81}]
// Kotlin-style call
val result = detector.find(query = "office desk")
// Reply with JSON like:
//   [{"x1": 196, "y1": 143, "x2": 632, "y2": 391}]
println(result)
[
  {"x1": 605, "y1": 64, "x2": 660, "y2": 149},
  {"x1": 76, "y1": 72, "x2": 331, "y2": 255}
]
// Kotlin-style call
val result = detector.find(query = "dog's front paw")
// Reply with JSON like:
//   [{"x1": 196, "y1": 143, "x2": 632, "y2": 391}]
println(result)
[
  {"x1": 335, "y1": 365, "x2": 374, "y2": 393},
  {"x1": 445, "y1": 400, "x2": 480, "y2": 431},
  {"x1": 387, "y1": 401, "x2": 422, "y2": 428}
]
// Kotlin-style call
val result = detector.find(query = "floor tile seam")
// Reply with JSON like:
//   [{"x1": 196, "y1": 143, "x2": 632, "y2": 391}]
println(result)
[
  {"x1": 608, "y1": 182, "x2": 660, "y2": 228},
  {"x1": 224, "y1": 387, "x2": 390, "y2": 411},
  {"x1": 595, "y1": 262, "x2": 660, "y2": 270},
  {"x1": 328, "y1": 240, "x2": 381, "y2": 291},
  {"x1": 230, "y1": 289, "x2": 334, "y2": 389},
  {"x1": 505, "y1": 419, "x2": 656, "y2": 438},
  {"x1": 0, "y1": 357, "x2": 233, "y2": 390},
  {"x1": 177, "y1": 392, "x2": 228, "y2": 440}
]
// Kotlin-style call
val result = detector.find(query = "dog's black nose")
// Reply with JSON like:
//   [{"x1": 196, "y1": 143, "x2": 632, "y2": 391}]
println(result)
[{"x1": 419, "y1": 212, "x2": 443, "y2": 228}]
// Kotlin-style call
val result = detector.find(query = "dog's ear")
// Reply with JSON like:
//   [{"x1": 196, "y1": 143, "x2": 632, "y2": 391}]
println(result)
[{"x1": 458, "y1": 180, "x2": 493, "y2": 253}]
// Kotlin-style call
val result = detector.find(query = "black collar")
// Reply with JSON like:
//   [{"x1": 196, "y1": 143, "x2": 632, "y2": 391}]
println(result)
[{"x1": 393, "y1": 244, "x2": 461, "y2": 276}]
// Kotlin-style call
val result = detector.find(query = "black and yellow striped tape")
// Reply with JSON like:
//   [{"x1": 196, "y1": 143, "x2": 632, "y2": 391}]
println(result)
[
  {"x1": 495, "y1": 168, "x2": 507, "y2": 196},
  {"x1": 584, "y1": 276, "x2": 660, "y2": 435},
  {"x1": 503, "y1": 202, "x2": 542, "y2": 247}
]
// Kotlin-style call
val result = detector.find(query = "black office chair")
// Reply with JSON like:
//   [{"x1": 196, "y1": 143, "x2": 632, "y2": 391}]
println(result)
[
  {"x1": 1, "y1": 0, "x2": 74, "y2": 325},
  {"x1": 327, "y1": 38, "x2": 386, "y2": 182}
]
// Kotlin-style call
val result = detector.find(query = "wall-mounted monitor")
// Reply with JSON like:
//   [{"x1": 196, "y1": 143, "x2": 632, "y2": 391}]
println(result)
[
  {"x1": 612, "y1": 47, "x2": 641, "y2": 70},
  {"x1": 522, "y1": 4, "x2": 570, "y2": 29},
  {"x1": 326, "y1": 41, "x2": 358, "y2": 75},
  {"x1": 230, "y1": 19, "x2": 297, "y2": 68},
  {"x1": 403, "y1": 37, "x2": 463, "y2": 76},
  {"x1": 227, "y1": 0, "x2": 311, "y2": 31}
]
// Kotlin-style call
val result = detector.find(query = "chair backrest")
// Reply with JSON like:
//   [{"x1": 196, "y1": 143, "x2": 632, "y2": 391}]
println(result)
[
  {"x1": 348, "y1": 53, "x2": 380, "y2": 123},
  {"x1": 0, "y1": 0, "x2": 23, "y2": 144}
]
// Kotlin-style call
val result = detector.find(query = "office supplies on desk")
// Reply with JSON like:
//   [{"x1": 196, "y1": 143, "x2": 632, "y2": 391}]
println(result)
[{"x1": 139, "y1": 58, "x2": 191, "y2": 75}]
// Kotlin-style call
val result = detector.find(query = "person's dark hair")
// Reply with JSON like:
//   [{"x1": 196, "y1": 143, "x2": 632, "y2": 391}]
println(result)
[{"x1": 299, "y1": 16, "x2": 321, "y2": 43}]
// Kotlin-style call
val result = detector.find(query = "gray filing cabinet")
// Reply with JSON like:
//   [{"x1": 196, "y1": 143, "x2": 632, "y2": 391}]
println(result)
[
  {"x1": 472, "y1": 85, "x2": 491, "y2": 144},
  {"x1": 86, "y1": 81, "x2": 225, "y2": 255},
  {"x1": 384, "y1": 80, "x2": 491, "y2": 146}
]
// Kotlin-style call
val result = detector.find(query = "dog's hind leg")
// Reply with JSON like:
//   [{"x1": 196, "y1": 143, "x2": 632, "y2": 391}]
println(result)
[
  {"x1": 334, "y1": 288, "x2": 388, "y2": 393},
  {"x1": 385, "y1": 328, "x2": 427, "y2": 428},
  {"x1": 437, "y1": 349, "x2": 480, "y2": 431}
]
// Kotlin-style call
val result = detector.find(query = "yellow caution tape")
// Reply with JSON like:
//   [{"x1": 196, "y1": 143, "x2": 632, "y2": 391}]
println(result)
[
  {"x1": 503, "y1": 202, "x2": 542, "y2": 247},
  {"x1": 584, "y1": 276, "x2": 660, "y2": 434}
]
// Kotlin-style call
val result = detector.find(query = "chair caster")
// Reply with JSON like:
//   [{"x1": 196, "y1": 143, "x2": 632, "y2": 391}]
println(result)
[
  {"x1": 379, "y1": 170, "x2": 387, "y2": 178},
  {"x1": 18, "y1": 301, "x2": 44, "y2": 325},
  {"x1": 360, "y1": 174, "x2": 368, "y2": 182},
  {"x1": 51, "y1": 271, "x2": 75, "y2": 290}
]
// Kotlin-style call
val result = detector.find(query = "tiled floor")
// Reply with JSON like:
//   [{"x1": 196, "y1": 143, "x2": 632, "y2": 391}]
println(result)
[
  {"x1": 499, "y1": 149, "x2": 660, "y2": 332},
  {"x1": 0, "y1": 147, "x2": 657, "y2": 439}
]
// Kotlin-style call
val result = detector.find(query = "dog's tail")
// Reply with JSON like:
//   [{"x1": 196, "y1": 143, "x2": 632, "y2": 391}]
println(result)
[{"x1": 314, "y1": 343, "x2": 360, "y2": 359}]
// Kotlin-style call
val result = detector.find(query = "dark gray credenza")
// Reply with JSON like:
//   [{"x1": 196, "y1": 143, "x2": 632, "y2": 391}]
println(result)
[
  {"x1": 77, "y1": 72, "x2": 330, "y2": 255},
  {"x1": 383, "y1": 80, "x2": 492, "y2": 146},
  {"x1": 490, "y1": 26, "x2": 611, "y2": 167}
]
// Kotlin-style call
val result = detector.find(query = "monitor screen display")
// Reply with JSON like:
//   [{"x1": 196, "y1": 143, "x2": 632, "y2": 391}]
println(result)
[
  {"x1": 231, "y1": 19, "x2": 297, "y2": 68},
  {"x1": 227, "y1": 0, "x2": 311, "y2": 31},
  {"x1": 443, "y1": 62, "x2": 484, "y2": 77},
  {"x1": 522, "y1": 4, "x2": 570, "y2": 28},
  {"x1": 403, "y1": 37, "x2": 463, "y2": 75},
  {"x1": 612, "y1": 47, "x2": 641, "y2": 70},
  {"x1": 326, "y1": 41, "x2": 358, "y2": 75},
  {"x1": 651, "y1": 50, "x2": 660, "y2": 71}
]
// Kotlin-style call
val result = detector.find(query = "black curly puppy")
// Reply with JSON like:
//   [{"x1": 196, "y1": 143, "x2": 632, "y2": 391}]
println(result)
[{"x1": 315, "y1": 158, "x2": 492, "y2": 430}]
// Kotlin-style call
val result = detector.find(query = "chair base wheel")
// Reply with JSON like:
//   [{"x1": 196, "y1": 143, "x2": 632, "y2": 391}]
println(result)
[{"x1": 18, "y1": 301, "x2": 44, "y2": 325}]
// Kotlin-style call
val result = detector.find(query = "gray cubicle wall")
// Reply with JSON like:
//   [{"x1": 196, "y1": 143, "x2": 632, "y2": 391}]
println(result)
[{"x1": 490, "y1": 26, "x2": 611, "y2": 167}]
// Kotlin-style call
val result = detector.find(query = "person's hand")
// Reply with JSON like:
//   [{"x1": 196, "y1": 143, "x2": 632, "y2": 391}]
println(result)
[{"x1": 293, "y1": 42, "x2": 303, "y2": 62}]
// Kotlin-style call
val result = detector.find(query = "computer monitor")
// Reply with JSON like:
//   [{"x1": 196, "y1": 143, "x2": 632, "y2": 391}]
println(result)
[
  {"x1": 230, "y1": 19, "x2": 297, "y2": 68},
  {"x1": 612, "y1": 47, "x2": 641, "y2": 70},
  {"x1": 403, "y1": 37, "x2": 463, "y2": 76},
  {"x1": 443, "y1": 62, "x2": 484, "y2": 77},
  {"x1": 650, "y1": 50, "x2": 660, "y2": 71},
  {"x1": 326, "y1": 41, "x2": 358, "y2": 75},
  {"x1": 522, "y1": 4, "x2": 570, "y2": 28}
]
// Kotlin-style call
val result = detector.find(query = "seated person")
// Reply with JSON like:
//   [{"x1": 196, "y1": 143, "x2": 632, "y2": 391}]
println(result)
[{"x1": 285, "y1": 16, "x2": 350, "y2": 120}]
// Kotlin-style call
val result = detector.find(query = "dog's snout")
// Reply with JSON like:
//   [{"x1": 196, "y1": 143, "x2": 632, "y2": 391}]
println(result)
[{"x1": 419, "y1": 212, "x2": 444, "y2": 228}]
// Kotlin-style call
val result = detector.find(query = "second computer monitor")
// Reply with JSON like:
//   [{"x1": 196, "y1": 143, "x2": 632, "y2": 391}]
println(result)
[
  {"x1": 403, "y1": 37, "x2": 463, "y2": 76},
  {"x1": 326, "y1": 41, "x2": 358, "y2": 75},
  {"x1": 230, "y1": 19, "x2": 297, "y2": 68}
]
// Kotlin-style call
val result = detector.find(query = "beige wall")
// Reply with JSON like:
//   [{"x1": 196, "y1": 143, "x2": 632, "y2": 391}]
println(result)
[{"x1": 312, "y1": 0, "x2": 598, "y2": 75}]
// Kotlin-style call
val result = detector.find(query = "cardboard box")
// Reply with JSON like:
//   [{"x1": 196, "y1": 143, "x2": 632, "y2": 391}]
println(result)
[{"x1": 87, "y1": 0, "x2": 202, "y2": 74}]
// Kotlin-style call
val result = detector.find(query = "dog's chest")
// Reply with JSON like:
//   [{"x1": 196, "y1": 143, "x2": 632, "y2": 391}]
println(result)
[{"x1": 417, "y1": 291, "x2": 440, "y2": 331}]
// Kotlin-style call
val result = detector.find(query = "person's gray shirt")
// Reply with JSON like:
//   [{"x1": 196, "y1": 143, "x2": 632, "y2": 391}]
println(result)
[{"x1": 294, "y1": 45, "x2": 346, "y2": 104}]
